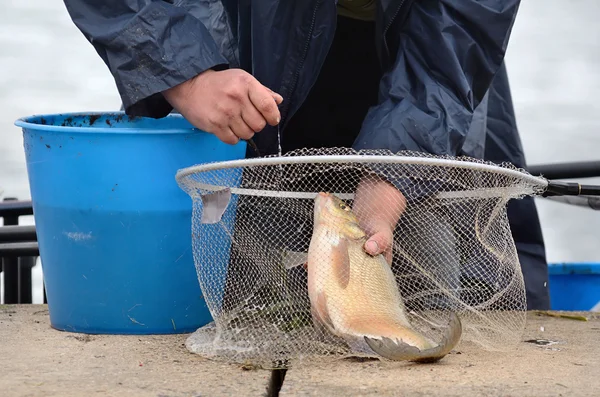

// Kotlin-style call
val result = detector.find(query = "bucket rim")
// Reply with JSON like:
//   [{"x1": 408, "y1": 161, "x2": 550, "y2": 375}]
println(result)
[
  {"x1": 14, "y1": 111, "x2": 208, "y2": 135},
  {"x1": 548, "y1": 262, "x2": 600, "y2": 275}
]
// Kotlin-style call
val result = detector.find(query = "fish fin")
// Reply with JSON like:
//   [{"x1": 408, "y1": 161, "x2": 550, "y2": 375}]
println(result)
[
  {"x1": 364, "y1": 312, "x2": 462, "y2": 363},
  {"x1": 200, "y1": 188, "x2": 232, "y2": 224},
  {"x1": 282, "y1": 250, "x2": 309, "y2": 270},
  {"x1": 312, "y1": 291, "x2": 336, "y2": 332},
  {"x1": 330, "y1": 238, "x2": 351, "y2": 289}
]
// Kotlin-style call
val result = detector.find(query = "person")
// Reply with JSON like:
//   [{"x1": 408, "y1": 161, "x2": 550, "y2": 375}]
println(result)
[{"x1": 63, "y1": 0, "x2": 550, "y2": 309}]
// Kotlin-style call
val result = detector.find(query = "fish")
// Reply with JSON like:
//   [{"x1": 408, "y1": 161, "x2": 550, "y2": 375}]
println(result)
[{"x1": 306, "y1": 191, "x2": 462, "y2": 363}]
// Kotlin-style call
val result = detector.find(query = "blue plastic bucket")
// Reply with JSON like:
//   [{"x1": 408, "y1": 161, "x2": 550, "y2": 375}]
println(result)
[
  {"x1": 14, "y1": 112, "x2": 247, "y2": 334},
  {"x1": 547, "y1": 263, "x2": 600, "y2": 311}
]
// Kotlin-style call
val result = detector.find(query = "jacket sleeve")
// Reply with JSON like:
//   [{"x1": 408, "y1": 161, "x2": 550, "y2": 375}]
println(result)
[
  {"x1": 63, "y1": 0, "x2": 230, "y2": 118},
  {"x1": 353, "y1": 0, "x2": 520, "y2": 198}
]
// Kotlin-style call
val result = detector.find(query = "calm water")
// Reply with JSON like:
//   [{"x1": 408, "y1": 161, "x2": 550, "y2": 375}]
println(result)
[{"x1": 1, "y1": 1, "x2": 599, "y2": 303}]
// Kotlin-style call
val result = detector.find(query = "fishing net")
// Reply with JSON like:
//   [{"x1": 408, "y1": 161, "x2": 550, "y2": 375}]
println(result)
[{"x1": 175, "y1": 147, "x2": 547, "y2": 369}]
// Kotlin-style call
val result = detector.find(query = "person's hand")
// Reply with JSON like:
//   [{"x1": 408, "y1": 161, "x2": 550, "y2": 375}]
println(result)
[
  {"x1": 353, "y1": 175, "x2": 407, "y2": 265},
  {"x1": 162, "y1": 68, "x2": 283, "y2": 145}
]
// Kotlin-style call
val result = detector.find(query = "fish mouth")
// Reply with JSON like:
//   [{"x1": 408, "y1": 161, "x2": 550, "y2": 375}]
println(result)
[
  {"x1": 315, "y1": 192, "x2": 332, "y2": 205},
  {"x1": 314, "y1": 192, "x2": 332, "y2": 222}
]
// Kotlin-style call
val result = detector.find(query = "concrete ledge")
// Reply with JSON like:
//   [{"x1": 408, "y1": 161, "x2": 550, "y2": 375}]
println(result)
[
  {"x1": 1, "y1": 305, "x2": 598, "y2": 396},
  {"x1": 280, "y1": 310, "x2": 599, "y2": 397},
  {"x1": 0, "y1": 305, "x2": 270, "y2": 396}
]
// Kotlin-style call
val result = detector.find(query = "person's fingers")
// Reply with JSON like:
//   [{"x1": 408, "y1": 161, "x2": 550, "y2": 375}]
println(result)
[
  {"x1": 364, "y1": 228, "x2": 394, "y2": 265},
  {"x1": 248, "y1": 82, "x2": 281, "y2": 126},
  {"x1": 266, "y1": 88, "x2": 284, "y2": 104},
  {"x1": 229, "y1": 113, "x2": 255, "y2": 140},
  {"x1": 241, "y1": 103, "x2": 268, "y2": 132},
  {"x1": 364, "y1": 233, "x2": 388, "y2": 256},
  {"x1": 215, "y1": 125, "x2": 240, "y2": 145}
]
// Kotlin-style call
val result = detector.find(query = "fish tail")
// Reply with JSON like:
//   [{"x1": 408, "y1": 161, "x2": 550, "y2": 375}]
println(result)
[{"x1": 364, "y1": 312, "x2": 462, "y2": 363}]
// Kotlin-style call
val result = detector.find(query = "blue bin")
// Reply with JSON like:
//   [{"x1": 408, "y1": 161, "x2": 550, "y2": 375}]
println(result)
[
  {"x1": 547, "y1": 263, "x2": 600, "y2": 311},
  {"x1": 14, "y1": 112, "x2": 247, "y2": 334}
]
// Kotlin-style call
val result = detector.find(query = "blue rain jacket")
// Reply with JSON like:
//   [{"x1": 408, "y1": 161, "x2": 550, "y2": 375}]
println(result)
[
  {"x1": 64, "y1": 0, "x2": 520, "y2": 157},
  {"x1": 63, "y1": 0, "x2": 549, "y2": 309}
]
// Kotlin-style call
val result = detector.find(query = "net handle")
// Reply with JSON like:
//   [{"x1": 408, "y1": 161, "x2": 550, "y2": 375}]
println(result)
[{"x1": 544, "y1": 180, "x2": 600, "y2": 197}]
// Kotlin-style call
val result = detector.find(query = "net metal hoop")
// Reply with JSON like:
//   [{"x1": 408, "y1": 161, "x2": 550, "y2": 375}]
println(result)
[
  {"x1": 176, "y1": 154, "x2": 548, "y2": 200},
  {"x1": 178, "y1": 149, "x2": 535, "y2": 366}
]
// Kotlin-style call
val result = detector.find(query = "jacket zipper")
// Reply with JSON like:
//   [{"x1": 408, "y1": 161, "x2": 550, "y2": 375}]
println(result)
[
  {"x1": 279, "y1": 0, "x2": 322, "y2": 128},
  {"x1": 385, "y1": 0, "x2": 405, "y2": 33},
  {"x1": 382, "y1": 0, "x2": 406, "y2": 63}
]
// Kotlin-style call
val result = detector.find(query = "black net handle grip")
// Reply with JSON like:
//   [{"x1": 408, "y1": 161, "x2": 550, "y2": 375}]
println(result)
[{"x1": 543, "y1": 181, "x2": 600, "y2": 197}]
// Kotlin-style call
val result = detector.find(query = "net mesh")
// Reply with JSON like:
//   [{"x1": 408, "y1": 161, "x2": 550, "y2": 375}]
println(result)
[{"x1": 176, "y1": 147, "x2": 547, "y2": 369}]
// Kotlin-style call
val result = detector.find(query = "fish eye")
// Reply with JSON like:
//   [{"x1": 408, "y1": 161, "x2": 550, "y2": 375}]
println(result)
[{"x1": 338, "y1": 202, "x2": 349, "y2": 211}]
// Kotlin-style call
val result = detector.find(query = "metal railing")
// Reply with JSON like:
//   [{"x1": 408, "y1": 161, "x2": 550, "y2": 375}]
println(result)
[
  {"x1": 0, "y1": 197, "x2": 45, "y2": 304},
  {"x1": 1, "y1": 160, "x2": 598, "y2": 305}
]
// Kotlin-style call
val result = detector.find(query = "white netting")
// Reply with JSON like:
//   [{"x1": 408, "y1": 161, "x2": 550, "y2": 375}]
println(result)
[{"x1": 175, "y1": 147, "x2": 548, "y2": 369}]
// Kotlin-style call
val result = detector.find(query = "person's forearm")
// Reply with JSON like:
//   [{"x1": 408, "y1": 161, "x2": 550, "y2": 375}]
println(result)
[{"x1": 63, "y1": 0, "x2": 229, "y2": 117}]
